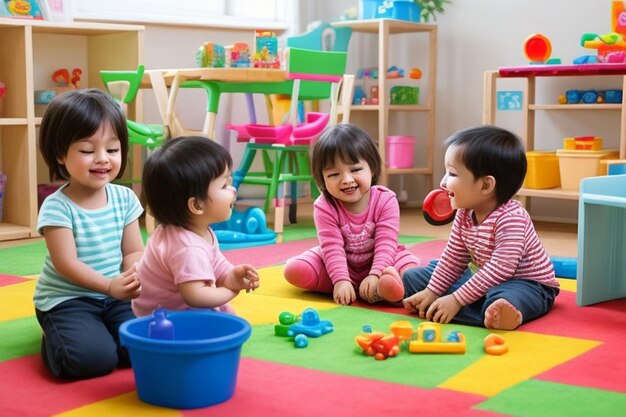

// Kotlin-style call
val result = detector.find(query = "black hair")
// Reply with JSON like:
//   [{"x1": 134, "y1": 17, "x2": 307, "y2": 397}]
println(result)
[
  {"x1": 39, "y1": 89, "x2": 128, "y2": 181},
  {"x1": 311, "y1": 124, "x2": 381, "y2": 203},
  {"x1": 444, "y1": 125, "x2": 527, "y2": 206},
  {"x1": 142, "y1": 136, "x2": 233, "y2": 228}
]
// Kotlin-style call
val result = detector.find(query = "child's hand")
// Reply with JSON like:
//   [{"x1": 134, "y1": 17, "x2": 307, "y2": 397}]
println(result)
[
  {"x1": 227, "y1": 264, "x2": 259, "y2": 293},
  {"x1": 108, "y1": 265, "x2": 142, "y2": 300},
  {"x1": 425, "y1": 294, "x2": 462, "y2": 324},
  {"x1": 333, "y1": 281, "x2": 356, "y2": 305},
  {"x1": 358, "y1": 274, "x2": 379, "y2": 303},
  {"x1": 402, "y1": 288, "x2": 438, "y2": 318}
]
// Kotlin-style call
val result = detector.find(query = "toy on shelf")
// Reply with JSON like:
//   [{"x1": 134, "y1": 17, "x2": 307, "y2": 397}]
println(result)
[
  {"x1": 386, "y1": 65, "x2": 405, "y2": 79},
  {"x1": 274, "y1": 308, "x2": 334, "y2": 348},
  {"x1": 1, "y1": 0, "x2": 43, "y2": 19},
  {"x1": 523, "y1": 33, "x2": 560, "y2": 64},
  {"x1": 34, "y1": 68, "x2": 82, "y2": 110},
  {"x1": 52, "y1": 68, "x2": 82, "y2": 90},
  {"x1": 422, "y1": 188, "x2": 455, "y2": 226},
  {"x1": 580, "y1": 1, "x2": 626, "y2": 63},
  {"x1": 410, "y1": 67, "x2": 423, "y2": 79},
  {"x1": 484, "y1": 333, "x2": 508, "y2": 355},
  {"x1": 254, "y1": 31, "x2": 280, "y2": 69},
  {"x1": 225, "y1": 42, "x2": 251, "y2": 68},
  {"x1": 196, "y1": 42, "x2": 226, "y2": 68},
  {"x1": 563, "y1": 136, "x2": 603, "y2": 151},
  {"x1": 390, "y1": 86, "x2": 419, "y2": 105},
  {"x1": 353, "y1": 85, "x2": 367, "y2": 105},
  {"x1": 558, "y1": 89, "x2": 623, "y2": 104}
]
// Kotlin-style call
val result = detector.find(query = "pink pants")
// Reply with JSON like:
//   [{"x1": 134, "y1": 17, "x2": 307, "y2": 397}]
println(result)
[{"x1": 284, "y1": 246, "x2": 419, "y2": 294}]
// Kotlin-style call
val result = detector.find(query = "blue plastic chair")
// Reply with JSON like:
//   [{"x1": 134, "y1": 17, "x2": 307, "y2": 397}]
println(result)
[{"x1": 577, "y1": 174, "x2": 626, "y2": 306}]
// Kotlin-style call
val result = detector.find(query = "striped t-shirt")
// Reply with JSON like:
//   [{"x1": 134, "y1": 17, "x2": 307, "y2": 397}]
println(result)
[
  {"x1": 428, "y1": 199, "x2": 559, "y2": 306},
  {"x1": 34, "y1": 183, "x2": 143, "y2": 311}
]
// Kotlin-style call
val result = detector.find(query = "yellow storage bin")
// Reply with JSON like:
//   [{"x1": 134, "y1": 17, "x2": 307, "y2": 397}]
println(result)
[
  {"x1": 524, "y1": 151, "x2": 560, "y2": 189},
  {"x1": 556, "y1": 149, "x2": 619, "y2": 191}
]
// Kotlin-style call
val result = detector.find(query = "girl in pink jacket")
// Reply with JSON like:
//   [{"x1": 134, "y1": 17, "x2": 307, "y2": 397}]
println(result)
[{"x1": 284, "y1": 124, "x2": 419, "y2": 305}]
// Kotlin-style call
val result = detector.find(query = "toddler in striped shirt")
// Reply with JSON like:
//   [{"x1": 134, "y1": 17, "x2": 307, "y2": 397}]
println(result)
[{"x1": 402, "y1": 126, "x2": 559, "y2": 330}]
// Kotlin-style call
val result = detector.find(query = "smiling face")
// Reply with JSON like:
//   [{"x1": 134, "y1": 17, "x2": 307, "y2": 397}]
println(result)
[
  {"x1": 322, "y1": 155, "x2": 373, "y2": 213},
  {"x1": 58, "y1": 121, "x2": 121, "y2": 195},
  {"x1": 441, "y1": 144, "x2": 497, "y2": 223}
]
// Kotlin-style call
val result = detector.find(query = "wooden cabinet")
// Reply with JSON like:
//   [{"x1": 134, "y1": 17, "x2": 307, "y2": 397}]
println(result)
[
  {"x1": 483, "y1": 66, "x2": 626, "y2": 204},
  {"x1": 0, "y1": 18, "x2": 143, "y2": 241},
  {"x1": 332, "y1": 19, "x2": 436, "y2": 190}
]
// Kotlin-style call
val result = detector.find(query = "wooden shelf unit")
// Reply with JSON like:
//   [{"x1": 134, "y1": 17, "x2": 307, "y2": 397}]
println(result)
[
  {"x1": 0, "y1": 18, "x2": 143, "y2": 242},
  {"x1": 482, "y1": 68, "x2": 626, "y2": 204},
  {"x1": 332, "y1": 19, "x2": 437, "y2": 189}
]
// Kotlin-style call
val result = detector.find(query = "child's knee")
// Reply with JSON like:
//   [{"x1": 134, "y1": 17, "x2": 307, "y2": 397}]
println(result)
[
  {"x1": 284, "y1": 258, "x2": 316, "y2": 289},
  {"x1": 44, "y1": 338, "x2": 119, "y2": 379}
]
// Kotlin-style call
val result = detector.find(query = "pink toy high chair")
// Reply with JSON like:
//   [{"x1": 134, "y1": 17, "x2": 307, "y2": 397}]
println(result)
[{"x1": 231, "y1": 48, "x2": 348, "y2": 231}]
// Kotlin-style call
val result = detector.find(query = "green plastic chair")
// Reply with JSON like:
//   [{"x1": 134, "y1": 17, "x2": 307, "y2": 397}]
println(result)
[{"x1": 100, "y1": 64, "x2": 167, "y2": 184}]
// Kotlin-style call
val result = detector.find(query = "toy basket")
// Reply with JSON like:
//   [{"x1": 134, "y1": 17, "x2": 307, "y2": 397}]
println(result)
[{"x1": 120, "y1": 310, "x2": 251, "y2": 409}]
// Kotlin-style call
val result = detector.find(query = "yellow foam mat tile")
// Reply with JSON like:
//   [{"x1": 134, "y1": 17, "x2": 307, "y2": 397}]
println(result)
[
  {"x1": 439, "y1": 331, "x2": 600, "y2": 397},
  {"x1": 0, "y1": 280, "x2": 36, "y2": 322},
  {"x1": 54, "y1": 392, "x2": 180, "y2": 417},
  {"x1": 557, "y1": 277, "x2": 576, "y2": 292},
  {"x1": 232, "y1": 265, "x2": 337, "y2": 325}
]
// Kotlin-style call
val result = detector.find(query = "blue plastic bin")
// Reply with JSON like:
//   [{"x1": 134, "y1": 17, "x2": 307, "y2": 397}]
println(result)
[
  {"x1": 577, "y1": 174, "x2": 626, "y2": 306},
  {"x1": 120, "y1": 310, "x2": 251, "y2": 409}
]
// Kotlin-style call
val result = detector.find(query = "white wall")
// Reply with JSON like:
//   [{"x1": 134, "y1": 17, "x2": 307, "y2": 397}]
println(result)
[{"x1": 138, "y1": 0, "x2": 618, "y2": 221}]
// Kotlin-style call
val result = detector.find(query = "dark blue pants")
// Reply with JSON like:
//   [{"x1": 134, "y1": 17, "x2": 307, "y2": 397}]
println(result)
[
  {"x1": 36, "y1": 297, "x2": 135, "y2": 380},
  {"x1": 402, "y1": 260, "x2": 560, "y2": 327}
]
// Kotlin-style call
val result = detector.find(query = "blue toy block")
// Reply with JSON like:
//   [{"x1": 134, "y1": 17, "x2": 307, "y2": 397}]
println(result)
[{"x1": 551, "y1": 256, "x2": 577, "y2": 279}]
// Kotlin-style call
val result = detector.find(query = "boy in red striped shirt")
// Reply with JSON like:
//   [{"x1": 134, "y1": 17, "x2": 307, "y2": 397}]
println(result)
[{"x1": 401, "y1": 126, "x2": 559, "y2": 330}]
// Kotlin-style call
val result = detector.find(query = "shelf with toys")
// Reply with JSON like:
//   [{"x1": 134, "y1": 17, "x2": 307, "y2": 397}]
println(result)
[
  {"x1": 0, "y1": 17, "x2": 143, "y2": 241},
  {"x1": 483, "y1": 5, "x2": 626, "y2": 212},
  {"x1": 331, "y1": 19, "x2": 437, "y2": 192},
  {"x1": 483, "y1": 67, "x2": 626, "y2": 203}
]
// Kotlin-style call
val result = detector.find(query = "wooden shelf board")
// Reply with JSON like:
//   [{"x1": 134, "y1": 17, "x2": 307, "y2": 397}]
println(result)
[
  {"x1": 0, "y1": 118, "x2": 28, "y2": 126},
  {"x1": 531, "y1": 104, "x2": 622, "y2": 111},
  {"x1": 332, "y1": 19, "x2": 436, "y2": 34},
  {"x1": 0, "y1": 223, "x2": 34, "y2": 241},
  {"x1": 517, "y1": 187, "x2": 580, "y2": 200}
]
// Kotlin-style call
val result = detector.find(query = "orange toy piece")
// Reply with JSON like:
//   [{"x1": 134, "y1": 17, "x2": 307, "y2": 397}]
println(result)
[
  {"x1": 355, "y1": 332, "x2": 400, "y2": 360},
  {"x1": 71, "y1": 68, "x2": 82, "y2": 89},
  {"x1": 51, "y1": 68, "x2": 70, "y2": 86},
  {"x1": 484, "y1": 333, "x2": 509, "y2": 355}
]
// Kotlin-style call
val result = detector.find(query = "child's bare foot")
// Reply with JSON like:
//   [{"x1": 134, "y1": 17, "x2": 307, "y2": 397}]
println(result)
[
  {"x1": 484, "y1": 299, "x2": 522, "y2": 330},
  {"x1": 377, "y1": 267, "x2": 404, "y2": 303}
]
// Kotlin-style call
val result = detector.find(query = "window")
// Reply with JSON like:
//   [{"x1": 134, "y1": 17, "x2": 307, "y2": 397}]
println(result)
[{"x1": 70, "y1": 0, "x2": 294, "y2": 30}]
